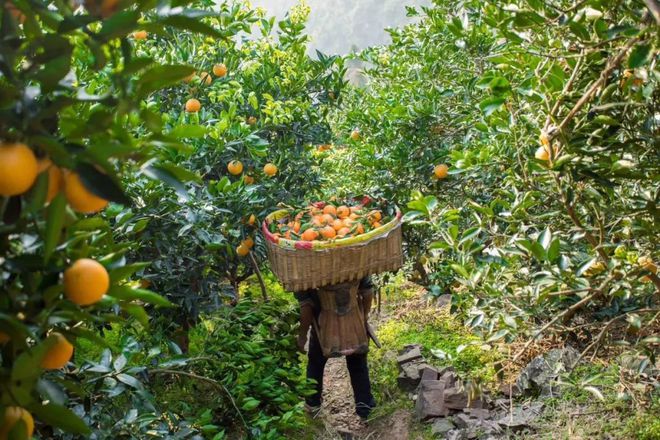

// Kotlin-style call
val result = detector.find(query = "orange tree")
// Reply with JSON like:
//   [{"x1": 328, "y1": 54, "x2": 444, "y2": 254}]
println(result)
[
  {"x1": 119, "y1": 1, "x2": 345, "y2": 341},
  {"x1": 0, "y1": 0, "x2": 238, "y2": 436},
  {"x1": 333, "y1": 0, "x2": 658, "y2": 381}
]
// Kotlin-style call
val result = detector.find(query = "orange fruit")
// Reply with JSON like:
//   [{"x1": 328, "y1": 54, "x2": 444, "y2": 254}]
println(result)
[
  {"x1": 312, "y1": 215, "x2": 325, "y2": 227},
  {"x1": 336, "y1": 205, "x2": 350, "y2": 218},
  {"x1": 323, "y1": 204, "x2": 337, "y2": 216},
  {"x1": 320, "y1": 225, "x2": 336, "y2": 239},
  {"x1": 349, "y1": 212, "x2": 359, "y2": 220},
  {"x1": 199, "y1": 71, "x2": 213, "y2": 86},
  {"x1": 243, "y1": 175, "x2": 254, "y2": 185},
  {"x1": 64, "y1": 258, "x2": 110, "y2": 306},
  {"x1": 183, "y1": 71, "x2": 196, "y2": 83},
  {"x1": 372, "y1": 222, "x2": 382, "y2": 229},
  {"x1": 0, "y1": 143, "x2": 38, "y2": 196},
  {"x1": 242, "y1": 237, "x2": 254, "y2": 249},
  {"x1": 132, "y1": 30, "x2": 148, "y2": 40},
  {"x1": 63, "y1": 171, "x2": 109, "y2": 213},
  {"x1": 236, "y1": 244, "x2": 249, "y2": 257},
  {"x1": 248, "y1": 214, "x2": 257, "y2": 225},
  {"x1": 535, "y1": 146, "x2": 550, "y2": 161},
  {"x1": 355, "y1": 223, "x2": 365, "y2": 235},
  {"x1": 332, "y1": 219, "x2": 344, "y2": 231},
  {"x1": 41, "y1": 332, "x2": 74, "y2": 370},
  {"x1": 350, "y1": 129, "x2": 360, "y2": 141},
  {"x1": 83, "y1": 0, "x2": 119, "y2": 17},
  {"x1": 301, "y1": 229, "x2": 319, "y2": 241},
  {"x1": 247, "y1": 116, "x2": 257, "y2": 125},
  {"x1": 45, "y1": 164, "x2": 64, "y2": 203},
  {"x1": 343, "y1": 218, "x2": 354, "y2": 228},
  {"x1": 368, "y1": 210, "x2": 382, "y2": 223},
  {"x1": 0, "y1": 407, "x2": 34, "y2": 440},
  {"x1": 4, "y1": 1, "x2": 26, "y2": 23},
  {"x1": 293, "y1": 221, "x2": 301, "y2": 233},
  {"x1": 185, "y1": 98, "x2": 201, "y2": 113},
  {"x1": 213, "y1": 63, "x2": 228, "y2": 77},
  {"x1": 263, "y1": 163, "x2": 277, "y2": 177},
  {"x1": 322, "y1": 213, "x2": 335, "y2": 225},
  {"x1": 0, "y1": 331, "x2": 9, "y2": 345},
  {"x1": 434, "y1": 164, "x2": 449, "y2": 179},
  {"x1": 337, "y1": 227, "x2": 350, "y2": 237},
  {"x1": 227, "y1": 160, "x2": 243, "y2": 176}
]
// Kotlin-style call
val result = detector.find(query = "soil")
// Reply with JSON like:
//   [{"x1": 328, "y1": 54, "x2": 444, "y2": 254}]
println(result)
[{"x1": 311, "y1": 355, "x2": 414, "y2": 439}]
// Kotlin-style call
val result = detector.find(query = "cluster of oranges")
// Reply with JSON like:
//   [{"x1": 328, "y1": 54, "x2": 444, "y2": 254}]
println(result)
[
  {"x1": 227, "y1": 159, "x2": 278, "y2": 181},
  {"x1": 270, "y1": 202, "x2": 390, "y2": 242},
  {"x1": 0, "y1": 142, "x2": 116, "y2": 391},
  {"x1": 184, "y1": 63, "x2": 228, "y2": 113}
]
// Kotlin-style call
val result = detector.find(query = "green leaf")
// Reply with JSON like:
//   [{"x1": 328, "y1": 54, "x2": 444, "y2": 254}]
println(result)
[
  {"x1": 547, "y1": 238, "x2": 561, "y2": 262},
  {"x1": 31, "y1": 403, "x2": 91, "y2": 435},
  {"x1": 108, "y1": 262, "x2": 150, "y2": 282},
  {"x1": 154, "y1": 15, "x2": 225, "y2": 38},
  {"x1": 169, "y1": 124, "x2": 207, "y2": 139},
  {"x1": 43, "y1": 193, "x2": 66, "y2": 262},
  {"x1": 627, "y1": 44, "x2": 651, "y2": 68},
  {"x1": 450, "y1": 264, "x2": 469, "y2": 278},
  {"x1": 136, "y1": 65, "x2": 196, "y2": 98},
  {"x1": 76, "y1": 163, "x2": 131, "y2": 206},
  {"x1": 121, "y1": 303, "x2": 150, "y2": 327},
  {"x1": 108, "y1": 285, "x2": 172, "y2": 307},
  {"x1": 479, "y1": 97, "x2": 505, "y2": 116},
  {"x1": 141, "y1": 164, "x2": 189, "y2": 200}
]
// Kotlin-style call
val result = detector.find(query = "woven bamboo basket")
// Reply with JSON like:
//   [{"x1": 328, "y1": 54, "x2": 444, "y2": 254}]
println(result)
[{"x1": 262, "y1": 207, "x2": 403, "y2": 292}]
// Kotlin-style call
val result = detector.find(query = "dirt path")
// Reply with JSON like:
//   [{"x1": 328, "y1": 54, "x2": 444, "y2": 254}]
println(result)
[{"x1": 312, "y1": 355, "x2": 413, "y2": 439}]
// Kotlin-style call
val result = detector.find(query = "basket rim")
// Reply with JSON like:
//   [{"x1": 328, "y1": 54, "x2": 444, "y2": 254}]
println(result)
[{"x1": 262, "y1": 205, "x2": 402, "y2": 251}]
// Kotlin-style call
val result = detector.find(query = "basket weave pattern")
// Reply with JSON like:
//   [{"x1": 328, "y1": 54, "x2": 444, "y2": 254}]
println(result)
[{"x1": 265, "y1": 221, "x2": 403, "y2": 292}]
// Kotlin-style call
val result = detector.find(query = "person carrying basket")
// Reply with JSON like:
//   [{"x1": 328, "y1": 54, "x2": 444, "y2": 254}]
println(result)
[{"x1": 295, "y1": 276, "x2": 378, "y2": 420}]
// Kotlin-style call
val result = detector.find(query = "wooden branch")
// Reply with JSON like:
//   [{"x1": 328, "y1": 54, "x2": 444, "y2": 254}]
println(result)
[
  {"x1": 150, "y1": 368, "x2": 249, "y2": 430},
  {"x1": 576, "y1": 308, "x2": 660, "y2": 364},
  {"x1": 644, "y1": 0, "x2": 660, "y2": 24},
  {"x1": 248, "y1": 251, "x2": 269, "y2": 301},
  {"x1": 556, "y1": 34, "x2": 644, "y2": 134}
]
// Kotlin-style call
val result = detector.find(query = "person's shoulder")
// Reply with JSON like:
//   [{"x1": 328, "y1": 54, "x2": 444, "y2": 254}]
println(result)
[{"x1": 359, "y1": 276, "x2": 374, "y2": 290}]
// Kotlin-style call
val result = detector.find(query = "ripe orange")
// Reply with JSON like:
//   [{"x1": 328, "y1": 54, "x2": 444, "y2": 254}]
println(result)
[
  {"x1": 64, "y1": 258, "x2": 110, "y2": 306},
  {"x1": 368, "y1": 210, "x2": 382, "y2": 223},
  {"x1": 349, "y1": 212, "x2": 359, "y2": 220},
  {"x1": 263, "y1": 163, "x2": 278, "y2": 177},
  {"x1": 539, "y1": 132, "x2": 550, "y2": 147},
  {"x1": 301, "y1": 229, "x2": 319, "y2": 241},
  {"x1": 45, "y1": 164, "x2": 64, "y2": 203},
  {"x1": 332, "y1": 219, "x2": 344, "y2": 231},
  {"x1": 337, "y1": 227, "x2": 350, "y2": 237},
  {"x1": 343, "y1": 218, "x2": 354, "y2": 228},
  {"x1": 248, "y1": 214, "x2": 257, "y2": 225},
  {"x1": 312, "y1": 215, "x2": 325, "y2": 227},
  {"x1": 0, "y1": 331, "x2": 9, "y2": 345},
  {"x1": 336, "y1": 205, "x2": 350, "y2": 218},
  {"x1": 535, "y1": 146, "x2": 550, "y2": 161},
  {"x1": 355, "y1": 223, "x2": 365, "y2": 235},
  {"x1": 322, "y1": 213, "x2": 335, "y2": 225},
  {"x1": 199, "y1": 71, "x2": 213, "y2": 85},
  {"x1": 132, "y1": 30, "x2": 148, "y2": 40},
  {"x1": 41, "y1": 332, "x2": 74, "y2": 370},
  {"x1": 243, "y1": 175, "x2": 254, "y2": 184},
  {"x1": 242, "y1": 237, "x2": 254, "y2": 249},
  {"x1": 0, "y1": 407, "x2": 34, "y2": 440},
  {"x1": 320, "y1": 225, "x2": 336, "y2": 239},
  {"x1": 323, "y1": 204, "x2": 337, "y2": 216},
  {"x1": 63, "y1": 171, "x2": 109, "y2": 213},
  {"x1": 183, "y1": 72, "x2": 196, "y2": 83},
  {"x1": 4, "y1": 1, "x2": 26, "y2": 23},
  {"x1": 350, "y1": 129, "x2": 360, "y2": 141},
  {"x1": 0, "y1": 143, "x2": 38, "y2": 196},
  {"x1": 227, "y1": 160, "x2": 243, "y2": 175},
  {"x1": 247, "y1": 116, "x2": 257, "y2": 125},
  {"x1": 293, "y1": 221, "x2": 301, "y2": 233},
  {"x1": 185, "y1": 98, "x2": 201, "y2": 113},
  {"x1": 372, "y1": 222, "x2": 382, "y2": 229},
  {"x1": 213, "y1": 63, "x2": 228, "y2": 77},
  {"x1": 434, "y1": 164, "x2": 449, "y2": 179},
  {"x1": 236, "y1": 244, "x2": 250, "y2": 257}
]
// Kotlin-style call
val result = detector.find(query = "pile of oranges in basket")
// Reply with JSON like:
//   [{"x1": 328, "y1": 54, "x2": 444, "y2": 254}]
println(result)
[{"x1": 268, "y1": 200, "x2": 393, "y2": 242}]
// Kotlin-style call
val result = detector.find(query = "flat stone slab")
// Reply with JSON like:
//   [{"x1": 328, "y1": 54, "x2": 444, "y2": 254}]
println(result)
[
  {"x1": 415, "y1": 380, "x2": 447, "y2": 420},
  {"x1": 397, "y1": 345, "x2": 424, "y2": 365}
]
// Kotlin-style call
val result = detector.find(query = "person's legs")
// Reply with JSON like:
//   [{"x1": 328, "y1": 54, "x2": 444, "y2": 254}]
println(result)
[
  {"x1": 346, "y1": 353, "x2": 376, "y2": 418},
  {"x1": 306, "y1": 329, "x2": 327, "y2": 408}
]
